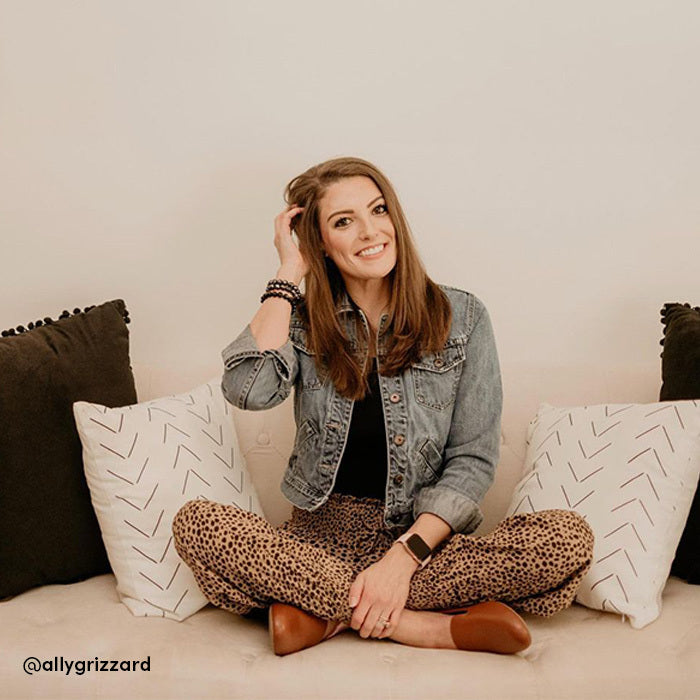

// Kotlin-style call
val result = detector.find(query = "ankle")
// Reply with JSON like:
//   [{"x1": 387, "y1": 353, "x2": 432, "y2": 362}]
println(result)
[{"x1": 389, "y1": 609, "x2": 452, "y2": 649}]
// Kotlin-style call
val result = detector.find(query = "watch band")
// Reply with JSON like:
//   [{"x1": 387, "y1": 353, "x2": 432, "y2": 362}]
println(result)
[{"x1": 396, "y1": 532, "x2": 433, "y2": 569}]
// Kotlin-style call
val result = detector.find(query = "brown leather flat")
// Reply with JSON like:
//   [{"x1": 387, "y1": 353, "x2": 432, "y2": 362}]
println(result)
[
  {"x1": 442, "y1": 601, "x2": 531, "y2": 654},
  {"x1": 268, "y1": 603, "x2": 335, "y2": 656}
]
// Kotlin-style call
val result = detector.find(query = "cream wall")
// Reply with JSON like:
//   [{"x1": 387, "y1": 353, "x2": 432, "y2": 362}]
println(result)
[{"x1": 1, "y1": 1, "x2": 698, "y2": 388}]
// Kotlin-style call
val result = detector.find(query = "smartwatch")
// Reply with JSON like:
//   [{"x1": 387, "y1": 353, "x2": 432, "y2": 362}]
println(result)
[{"x1": 396, "y1": 532, "x2": 433, "y2": 569}]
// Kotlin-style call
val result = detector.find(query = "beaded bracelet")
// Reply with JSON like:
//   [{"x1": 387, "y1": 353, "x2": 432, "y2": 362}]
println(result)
[
  {"x1": 260, "y1": 289, "x2": 298, "y2": 309},
  {"x1": 266, "y1": 278, "x2": 302, "y2": 297},
  {"x1": 262, "y1": 278, "x2": 302, "y2": 307}
]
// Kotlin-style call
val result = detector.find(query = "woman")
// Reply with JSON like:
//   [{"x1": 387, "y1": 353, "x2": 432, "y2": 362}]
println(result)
[{"x1": 172, "y1": 157, "x2": 594, "y2": 656}]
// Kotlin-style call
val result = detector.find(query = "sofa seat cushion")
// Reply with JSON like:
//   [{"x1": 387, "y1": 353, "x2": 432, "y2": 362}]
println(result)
[{"x1": 1, "y1": 574, "x2": 698, "y2": 700}]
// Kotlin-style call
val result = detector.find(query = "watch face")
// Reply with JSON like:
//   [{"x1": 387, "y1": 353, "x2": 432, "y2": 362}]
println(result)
[{"x1": 407, "y1": 533, "x2": 431, "y2": 561}]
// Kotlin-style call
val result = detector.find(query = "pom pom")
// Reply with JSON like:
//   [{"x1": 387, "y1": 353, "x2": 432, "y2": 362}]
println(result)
[
  {"x1": 1, "y1": 330, "x2": 9, "y2": 337},
  {"x1": 28, "y1": 322, "x2": 34, "y2": 330},
  {"x1": 73, "y1": 307, "x2": 81, "y2": 315},
  {"x1": 8, "y1": 328, "x2": 16, "y2": 336},
  {"x1": 661, "y1": 301, "x2": 700, "y2": 327},
  {"x1": 660, "y1": 303, "x2": 684, "y2": 326},
  {"x1": 16, "y1": 325, "x2": 26, "y2": 333},
  {"x1": 59, "y1": 310, "x2": 70, "y2": 319},
  {"x1": 36, "y1": 319, "x2": 43, "y2": 327}
]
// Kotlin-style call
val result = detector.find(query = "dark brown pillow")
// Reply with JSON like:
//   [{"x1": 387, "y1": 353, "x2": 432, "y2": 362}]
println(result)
[
  {"x1": 0, "y1": 300, "x2": 137, "y2": 599},
  {"x1": 660, "y1": 302, "x2": 700, "y2": 584}
]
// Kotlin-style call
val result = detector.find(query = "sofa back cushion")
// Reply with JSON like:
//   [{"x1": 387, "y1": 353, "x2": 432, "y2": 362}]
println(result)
[{"x1": 131, "y1": 361, "x2": 660, "y2": 534}]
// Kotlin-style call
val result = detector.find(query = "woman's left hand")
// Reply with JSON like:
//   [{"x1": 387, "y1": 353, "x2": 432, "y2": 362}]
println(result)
[{"x1": 348, "y1": 545, "x2": 418, "y2": 639}]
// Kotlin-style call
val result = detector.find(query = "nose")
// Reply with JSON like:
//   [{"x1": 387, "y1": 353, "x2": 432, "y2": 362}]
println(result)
[{"x1": 358, "y1": 216, "x2": 379, "y2": 240}]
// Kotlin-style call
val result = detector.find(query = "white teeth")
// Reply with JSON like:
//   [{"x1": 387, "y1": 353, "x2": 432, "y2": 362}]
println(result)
[{"x1": 357, "y1": 244, "x2": 385, "y2": 257}]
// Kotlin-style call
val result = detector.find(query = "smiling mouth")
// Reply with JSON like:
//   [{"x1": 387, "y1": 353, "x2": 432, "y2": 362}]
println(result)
[{"x1": 356, "y1": 243, "x2": 387, "y2": 258}]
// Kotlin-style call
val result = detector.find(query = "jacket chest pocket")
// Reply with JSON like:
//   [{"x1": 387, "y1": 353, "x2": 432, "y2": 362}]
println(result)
[
  {"x1": 290, "y1": 328, "x2": 325, "y2": 391},
  {"x1": 288, "y1": 418, "x2": 320, "y2": 482},
  {"x1": 294, "y1": 418, "x2": 319, "y2": 453},
  {"x1": 298, "y1": 353, "x2": 325, "y2": 391},
  {"x1": 411, "y1": 344, "x2": 465, "y2": 411}
]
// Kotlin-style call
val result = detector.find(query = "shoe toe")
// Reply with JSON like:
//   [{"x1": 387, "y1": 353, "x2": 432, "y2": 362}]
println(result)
[
  {"x1": 450, "y1": 601, "x2": 531, "y2": 654},
  {"x1": 269, "y1": 603, "x2": 329, "y2": 656}
]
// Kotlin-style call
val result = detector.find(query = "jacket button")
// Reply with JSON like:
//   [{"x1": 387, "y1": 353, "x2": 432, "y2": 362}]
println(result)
[
  {"x1": 390, "y1": 393, "x2": 400, "y2": 403},
  {"x1": 393, "y1": 434, "x2": 405, "y2": 446},
  {"x1": 393, "y1": 474, "x2": 404, "y2": 485},
  {"x1": 434, "y1": 357, "x2": 445, "y2": 368}
]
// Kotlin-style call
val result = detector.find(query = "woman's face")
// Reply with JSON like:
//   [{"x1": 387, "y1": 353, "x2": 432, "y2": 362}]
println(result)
[{"x1": 317, "y1": 176, "x2": 397, "y2": 287}]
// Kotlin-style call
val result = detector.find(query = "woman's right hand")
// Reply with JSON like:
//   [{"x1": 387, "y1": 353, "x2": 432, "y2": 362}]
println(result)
[{"x1": 274, "y1": 204, "x2": 309, "y2": 283}]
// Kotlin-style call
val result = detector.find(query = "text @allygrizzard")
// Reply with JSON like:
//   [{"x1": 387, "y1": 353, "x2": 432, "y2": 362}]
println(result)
[{"x1": 23, "y1": 656, "x2": 150, "y2": 676}]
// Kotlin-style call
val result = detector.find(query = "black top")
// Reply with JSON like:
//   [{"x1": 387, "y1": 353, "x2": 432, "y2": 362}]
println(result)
[{"x1": 332, "y1": 357, "x2": 388, "y2": 500}]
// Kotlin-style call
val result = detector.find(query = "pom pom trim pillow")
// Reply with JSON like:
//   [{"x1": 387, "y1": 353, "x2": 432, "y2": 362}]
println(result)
[
  {"x1": 659, "y1": 301, "x2": 700, "y2": 583},
  {"x1": 660, "y1": 302, "x2": 700, "y2": 401},
  {"x1": 506, "y1": 400, "x2": 700, "y2": 629},
  {"x1": 74, "y1": 378, "x2": 264, "y2": 621},
  {"x1": 0, "y1": 299, "x2": 135, "y2": 599}
]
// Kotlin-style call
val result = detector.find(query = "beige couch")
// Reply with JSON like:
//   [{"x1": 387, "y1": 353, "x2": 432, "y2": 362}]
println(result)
[{"x1": 2, "y1": 360, "x2": 699, "y2": 700}]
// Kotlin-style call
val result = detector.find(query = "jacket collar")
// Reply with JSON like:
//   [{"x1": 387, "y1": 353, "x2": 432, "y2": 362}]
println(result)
[
  {"x1": 335, "y1": 288, "x2": 355, "y2": 315},
  {"x1": 335, "y1": 288, "x2": 391, "y2": 335}
]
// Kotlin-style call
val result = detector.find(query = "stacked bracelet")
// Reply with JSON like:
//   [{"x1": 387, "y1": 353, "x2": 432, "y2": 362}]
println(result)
[{"x1": 260, "y1": 278, "x2": 303, "y2": 310}]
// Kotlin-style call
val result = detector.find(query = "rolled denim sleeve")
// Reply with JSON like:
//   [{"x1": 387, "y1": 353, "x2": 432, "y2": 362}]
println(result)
[
  {"x1": 412, "y1": 302, "x2": 502, "y2": 534},
  {"x1": 220, "y1": 324, "x2": 298, "y2": 410}
]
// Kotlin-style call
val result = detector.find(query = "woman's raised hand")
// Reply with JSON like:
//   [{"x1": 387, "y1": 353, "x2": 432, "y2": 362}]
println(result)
[{"x1": 274, "y1": 204, "x2": 309, "y2": 284}]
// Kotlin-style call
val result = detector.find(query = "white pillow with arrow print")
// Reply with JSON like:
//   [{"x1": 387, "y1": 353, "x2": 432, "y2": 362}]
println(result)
[
  {"x1": 506, "y1": 399, "x2": 700, "y2": 629},
  {"x1": 74, "y1": 378, "x2": 263, "y2": 621}
]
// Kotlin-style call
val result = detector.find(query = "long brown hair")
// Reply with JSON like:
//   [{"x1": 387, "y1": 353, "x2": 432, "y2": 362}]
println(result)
[{"x1": 284, "y1": 156, "x2": 451, "y2": 400}]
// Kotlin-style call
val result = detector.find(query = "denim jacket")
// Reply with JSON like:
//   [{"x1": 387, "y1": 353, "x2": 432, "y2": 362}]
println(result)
[{"x1": 220, "y1": 284, "x2": 502, "y2": 535}]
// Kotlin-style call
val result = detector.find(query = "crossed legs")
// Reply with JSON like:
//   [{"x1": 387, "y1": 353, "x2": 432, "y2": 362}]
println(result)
[{"x1": 172, "y1": 500, "x2": 593, "y2": 645}]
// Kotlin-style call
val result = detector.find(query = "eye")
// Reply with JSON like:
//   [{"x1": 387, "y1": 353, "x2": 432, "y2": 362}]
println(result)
[
  {"x1": 333, "y1": 216, "x2": 351, "y2": 228},
  {"x1": 332, "y1": 203, "x2": 387, "y2": 228}
]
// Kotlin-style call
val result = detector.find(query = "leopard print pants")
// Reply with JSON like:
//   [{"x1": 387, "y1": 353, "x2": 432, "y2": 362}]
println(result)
[{"x1": 172, "y1": 493, "x2": 594, "y2": 624}]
